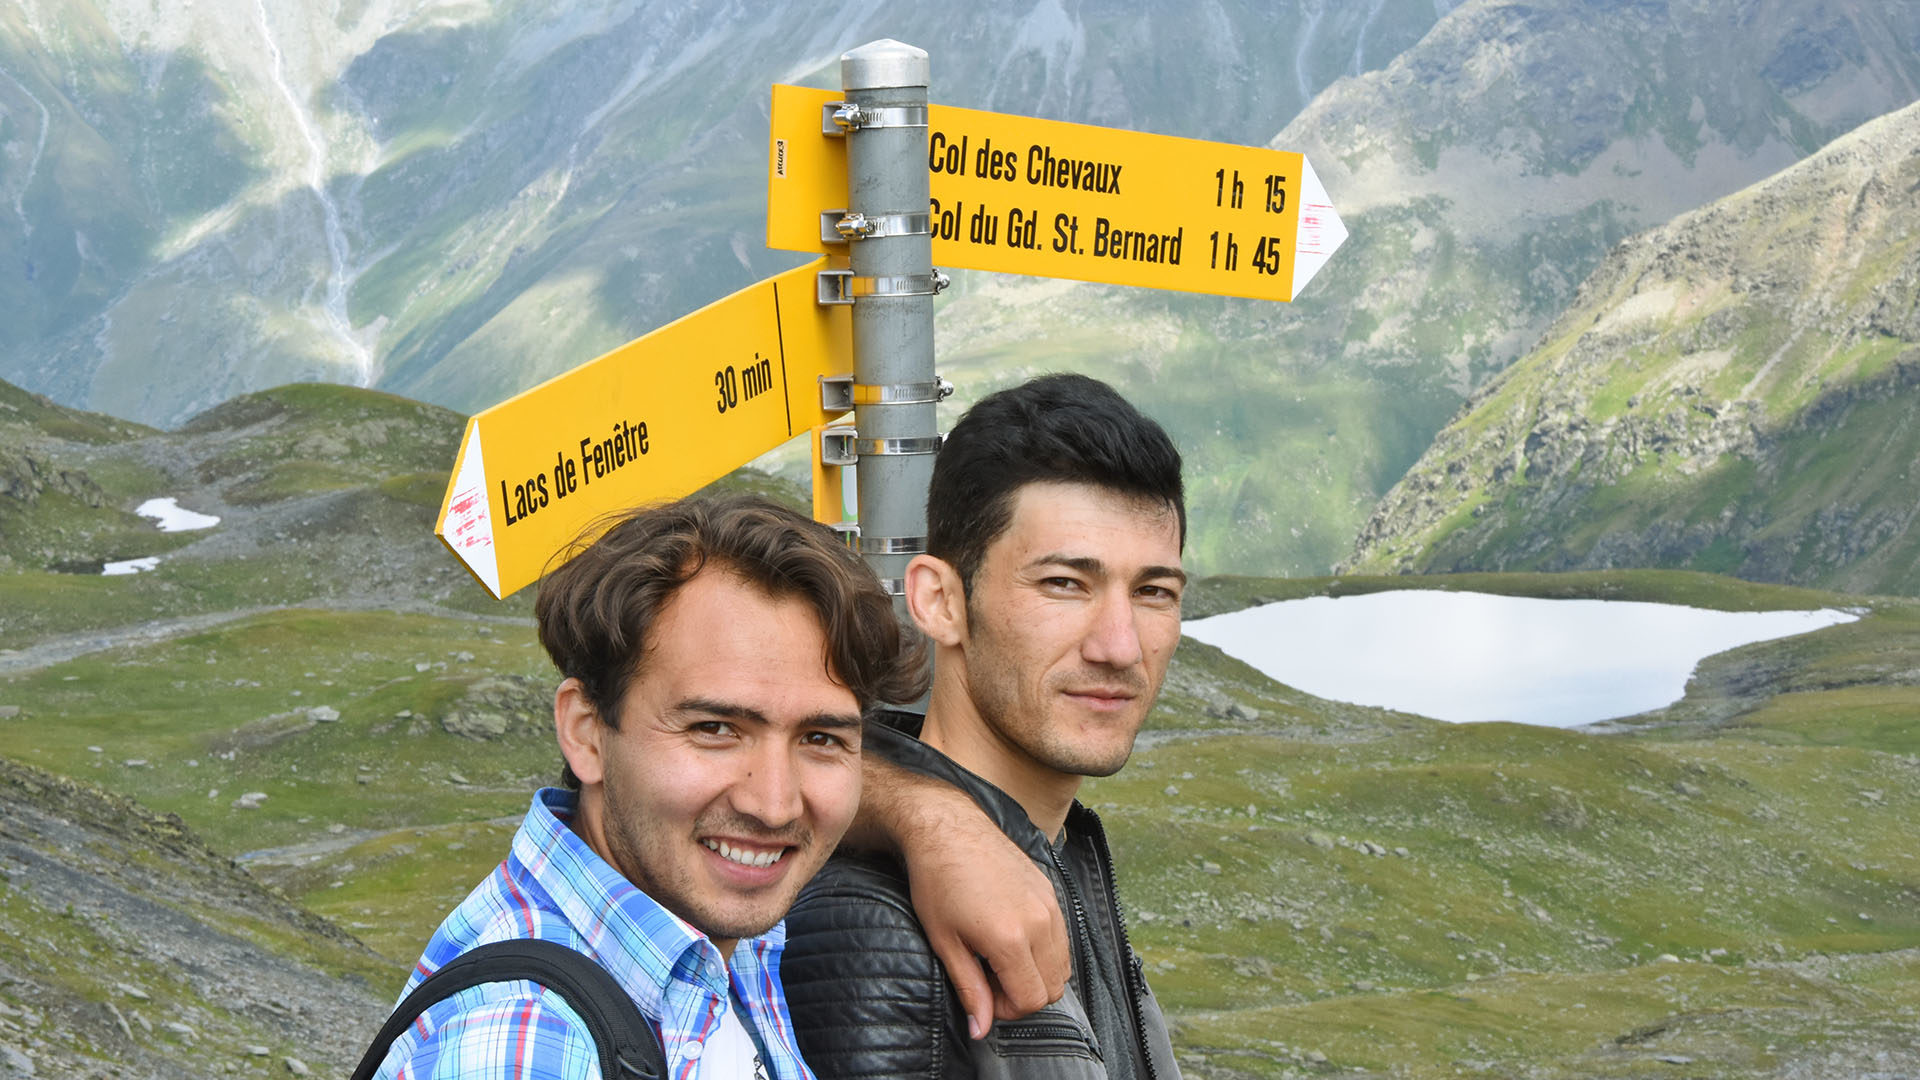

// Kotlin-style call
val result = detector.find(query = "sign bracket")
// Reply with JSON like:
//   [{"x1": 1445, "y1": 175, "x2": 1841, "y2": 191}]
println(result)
[
  {"x1": 822, "y1": 102, "x2": 928, "y2": 135},
  {"x1": 818, "y1": 268, "x2": 950, "y2": 305},
  {"x1": 819, "y1": 374, "x2": 952, "y2": 411},
  {"x1": 857, "y1": 534, "x2": 927, "y2": 555},
  {"x1": 821, "y1": 210, "x2": 931, "y2": 244},
  {"x1": 820, "y1": 428, "x2": 860, "y2": 466}
]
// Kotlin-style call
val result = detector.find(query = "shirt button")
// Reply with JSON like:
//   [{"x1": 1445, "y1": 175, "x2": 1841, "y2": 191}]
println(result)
[{"x1": 683, "y1": 1041, "x2": 704, "y2": 1062}]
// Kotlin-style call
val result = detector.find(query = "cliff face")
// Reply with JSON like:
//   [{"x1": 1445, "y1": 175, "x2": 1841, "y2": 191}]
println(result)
[{"x1": 1343, "y1": 98, "x2": 1920, "y2": 595}]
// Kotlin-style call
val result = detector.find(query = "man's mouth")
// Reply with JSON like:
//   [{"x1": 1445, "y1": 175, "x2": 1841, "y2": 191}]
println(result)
[{"x1": 703, "y1": 839, "x2": 787, "y2": 868}]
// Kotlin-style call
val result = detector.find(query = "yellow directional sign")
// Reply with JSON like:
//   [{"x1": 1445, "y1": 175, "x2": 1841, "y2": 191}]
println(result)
[
  {"x1": 767, "y1": 84, "x2": 1347, "y2": 302},
  {"x1": 435, "y1": 258, "x2": 850, "y2": 599}
]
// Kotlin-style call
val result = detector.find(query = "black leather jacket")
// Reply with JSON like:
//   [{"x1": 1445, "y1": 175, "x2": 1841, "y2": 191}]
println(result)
[{"x1": 781, "y1": 716, "x2": 1181, "y2": 1080}]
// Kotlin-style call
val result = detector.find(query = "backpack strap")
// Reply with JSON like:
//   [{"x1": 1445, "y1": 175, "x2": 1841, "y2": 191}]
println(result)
[{"x1": 351, "y1": 938, "x2": 667, "y2": 1080}]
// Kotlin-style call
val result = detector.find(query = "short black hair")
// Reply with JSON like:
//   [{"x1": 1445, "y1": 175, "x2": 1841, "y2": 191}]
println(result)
[{"x1": 927, "y1": 373, "x2": 1185, "y2": 592}]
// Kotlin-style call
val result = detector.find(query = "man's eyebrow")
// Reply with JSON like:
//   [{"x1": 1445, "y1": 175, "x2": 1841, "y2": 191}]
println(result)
[
  {"x1": 1140, "y1": 564, "x2": 1189, "y2": 586},
  {"x1": 676, "y1": 699, "x2": 863, "y2": 732},
  {"x1": 1025, "y1": 554, "x2": 1188, "y2": 586},
  {"x1": 1025, "y1": 553, "x2": 1106, "y2": 576},
  {"x1": 675, "y1": 698, "x2": 770, "y2": 726}
]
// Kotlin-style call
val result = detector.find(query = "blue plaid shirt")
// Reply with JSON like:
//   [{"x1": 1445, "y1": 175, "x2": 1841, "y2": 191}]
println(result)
[{"x1": 373, "y1": 788, "x2": 815, "y2": 1080}]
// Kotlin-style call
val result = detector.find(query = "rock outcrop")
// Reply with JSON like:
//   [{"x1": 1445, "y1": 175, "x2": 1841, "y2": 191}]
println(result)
[{"x1": 1346, "y1": 98, "x2": 1920, "y2": 596}]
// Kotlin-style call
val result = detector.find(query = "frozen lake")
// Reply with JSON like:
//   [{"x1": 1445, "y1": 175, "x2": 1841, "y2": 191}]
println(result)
[{"x1": 1182, "y1": 590, "x2": 1858, "y2": 727}]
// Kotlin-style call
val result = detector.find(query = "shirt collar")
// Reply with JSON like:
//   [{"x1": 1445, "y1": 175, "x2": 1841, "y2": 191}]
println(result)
[{"x1": 510, "y1": 787, "x2": 740, "y2": 1010}]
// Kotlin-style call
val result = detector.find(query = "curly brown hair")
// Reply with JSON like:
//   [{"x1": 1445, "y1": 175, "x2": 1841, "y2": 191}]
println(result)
[{"x1": 536, "y1": 495, "x2": 928, "y2": 787}]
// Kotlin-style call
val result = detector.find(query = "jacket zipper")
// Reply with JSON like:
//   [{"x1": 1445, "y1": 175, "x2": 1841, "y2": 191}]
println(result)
[
  {"x1": 999, "y1": 1023, "x2": 1087, "y2": 1042},
  {"x1": 1078, "y1": 813, "x2": 1160, "y2": 1080},
  {"x1": 1044, "y1": 844, "x2": 1101, "y2": 1016}
]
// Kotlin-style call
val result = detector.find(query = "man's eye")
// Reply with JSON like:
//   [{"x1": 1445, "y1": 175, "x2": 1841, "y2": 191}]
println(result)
[
  {"x1": 692, "y1": 721, "x2": 735, "y2": 738},
  {"x1": 1041, "y1": 576, "x2": 1084, "y2": 591},
  {"x1": 802, "y1": 731, "x2": 850, "y2": 750},
  {"x1": 1138, "y1": 584, "x2": 1181, "y2": 603}
]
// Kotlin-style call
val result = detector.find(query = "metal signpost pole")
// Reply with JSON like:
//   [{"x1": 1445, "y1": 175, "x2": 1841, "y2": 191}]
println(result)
[
  {"x1": 442, "y1": 47, "x2": 1350, "y2": 604},
  {"x1": 836, "y1": 40, "x2": 942, "y2": 614}
]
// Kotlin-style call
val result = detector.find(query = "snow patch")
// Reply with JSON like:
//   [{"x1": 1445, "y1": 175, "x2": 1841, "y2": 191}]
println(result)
[
  {"x1": 136, "y1": 498, "x2": 221, "y2": 532},
  {"x1": 103, "y1": 557, "x2": 162, "y2": 576}
]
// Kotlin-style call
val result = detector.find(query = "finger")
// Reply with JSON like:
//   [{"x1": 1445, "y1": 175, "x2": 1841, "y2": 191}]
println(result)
[
  {"x1": 937, "y1": 941, "x2": 995, "y2": 1040},
  {"x1": 987, "y1": 942, "x2": 1053, "y2": 1021}
]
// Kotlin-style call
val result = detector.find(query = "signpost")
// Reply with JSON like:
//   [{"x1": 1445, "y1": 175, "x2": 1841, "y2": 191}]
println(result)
[
  {"x1": 435, "y1": 257, "x2": 850, "y2": 599},
  {"x1": 436, "y1": 40, "x2": 1348, "y2": 603},
  {"x1": 768, "y1": 84, "x2": 1347, "y2": 302}
]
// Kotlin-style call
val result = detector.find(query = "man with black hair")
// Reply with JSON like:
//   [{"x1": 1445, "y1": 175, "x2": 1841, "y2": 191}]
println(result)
[{"x1": 782, "y1": 375, "x2": 1186, "y2": 1080}]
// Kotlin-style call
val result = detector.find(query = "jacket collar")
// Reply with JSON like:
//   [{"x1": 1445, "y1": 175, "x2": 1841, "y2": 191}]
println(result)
[{"x1": 868, "y1": 710, "x2": 1074, "y2": 864}]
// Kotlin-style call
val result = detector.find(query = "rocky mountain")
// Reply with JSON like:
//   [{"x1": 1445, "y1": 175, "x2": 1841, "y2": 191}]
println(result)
[
  {"x1": 944, "y1": 0, "x2": 1920, "y2": 576},
  {"x1": 0, "y1": 372, "x2": 809, "y2": 651},
  {"x1": 1342, "y1": 97, "x2": 1920, "y2": 594},
  {"x1": 0, "y1": 754, "x2": 387, "y2": 1079},
  {"x1": 0, "y1": 0, "x2": 1444, "y2": 423},
  {"x1": 5, "y1": 0, "x2": 1920, "y2": 580}
]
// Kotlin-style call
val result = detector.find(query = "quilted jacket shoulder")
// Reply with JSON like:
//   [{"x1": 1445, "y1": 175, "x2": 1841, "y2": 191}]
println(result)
[{"x1": 782, "y1": 850, "x2": 964, "y2": 1080}]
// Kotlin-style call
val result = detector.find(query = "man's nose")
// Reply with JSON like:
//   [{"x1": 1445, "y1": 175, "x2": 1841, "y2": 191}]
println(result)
[
  {"x1": 730, "y1": 742, "x2": 805, "y2": 828},
  {"x1": 1081, "y1": 588, "x2": 1145, "y2": 669}
]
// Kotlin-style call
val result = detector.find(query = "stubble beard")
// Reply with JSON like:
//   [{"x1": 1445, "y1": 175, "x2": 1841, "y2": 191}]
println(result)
[
  {"x1": 598, "y1": 757, "x2": 814, "y2": 944},
  {"x1": 965, "y1": 605, "x2": 1151, "y2": 780}
]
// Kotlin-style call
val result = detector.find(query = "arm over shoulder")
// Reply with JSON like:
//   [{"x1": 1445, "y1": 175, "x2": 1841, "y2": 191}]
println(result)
[
  {"x1": 379, "y1": 988, "x2": 601, "y2": 1080},
  {"x1": 782, "y1": 854, "x2": 971, "y2": 1080}
]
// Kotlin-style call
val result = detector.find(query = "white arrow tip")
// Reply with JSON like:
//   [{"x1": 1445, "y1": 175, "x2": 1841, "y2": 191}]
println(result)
[
  {"x1": 1292, "y1": 157, "x2": 1348, "y2": 297},
  {"x1": 440, "y1": 422, "x2": 502, "y2": 598}
]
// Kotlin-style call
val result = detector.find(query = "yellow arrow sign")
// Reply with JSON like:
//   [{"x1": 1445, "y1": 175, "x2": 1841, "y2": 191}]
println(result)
[
  {"x1": 435, "y1": 257, "x2": 849, "y2": 599},
  {"x1": 768, "y1": 85, "x2": 1347, "y2": 302}
]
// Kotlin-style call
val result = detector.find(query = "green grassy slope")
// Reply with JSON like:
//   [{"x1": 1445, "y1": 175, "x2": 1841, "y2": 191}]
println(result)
[
  {"x1": 5, "y1": 378, "x2": 1918, "y2": 1076},
  {"x1": 1098, "y1": 570, "x2": 1920, "y2": 1077},
  {"x1": 9, "y1": 565, "x2": 1915, "y2": 1078}
]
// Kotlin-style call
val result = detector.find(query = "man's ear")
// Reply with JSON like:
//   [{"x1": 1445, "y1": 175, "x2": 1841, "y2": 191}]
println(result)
[
  {"x1": 905, "y1": 554, "x2": 967, "y2": 647},
  {"x1": 554, "y1": 678, "x2": 607, "y2": 787}
]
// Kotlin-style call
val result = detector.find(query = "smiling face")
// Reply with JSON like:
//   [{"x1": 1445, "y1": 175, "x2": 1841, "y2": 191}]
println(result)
[
  {"x1": 557, "y1": 567, "x2": 863, "y2": 957},
  {"x1": 930, "y1": 481, "x2": 1184, "y2": 817}
]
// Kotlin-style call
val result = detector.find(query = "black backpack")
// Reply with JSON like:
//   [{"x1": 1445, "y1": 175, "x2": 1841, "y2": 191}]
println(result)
[{"x1": 351, "y1": 938, "x2": 667, "y2": 1080}]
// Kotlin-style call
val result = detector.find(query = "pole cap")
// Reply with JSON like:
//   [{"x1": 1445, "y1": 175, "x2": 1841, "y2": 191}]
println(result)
[{"x1": 841, "y1": 39, "x2": 929, "y2": 91}]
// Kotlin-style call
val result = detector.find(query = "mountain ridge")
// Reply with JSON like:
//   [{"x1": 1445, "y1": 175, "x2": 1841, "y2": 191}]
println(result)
[
  {"x1": 13, "y1": 1, "x2": 1920, "y2": 576},
  {"x1": 929, "y1": 0, "x2": 1920, "y2": 574},
  {"x1": 1343, "y1": 95, "x2": 1920, "y2": 594}
]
